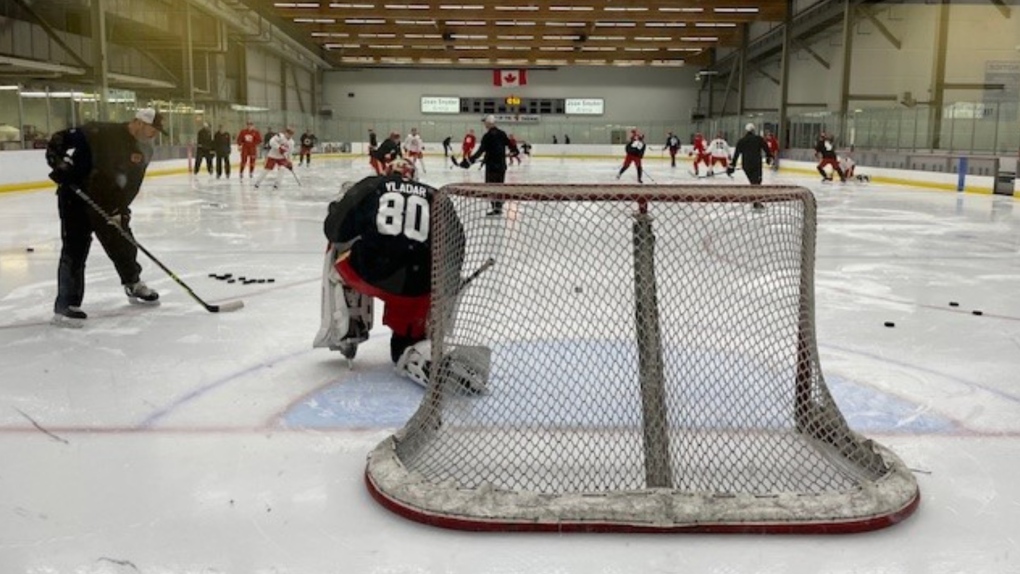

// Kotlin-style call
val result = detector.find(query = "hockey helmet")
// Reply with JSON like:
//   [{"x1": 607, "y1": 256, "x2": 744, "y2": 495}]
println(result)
[{"x1": 388, "y1": 158, "x2": 416, "y2": 179}]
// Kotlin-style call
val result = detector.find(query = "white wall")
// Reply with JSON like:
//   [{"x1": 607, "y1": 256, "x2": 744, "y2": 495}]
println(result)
[{"x1": 323, "y1": 66, "x2": 700, "y2": 124}]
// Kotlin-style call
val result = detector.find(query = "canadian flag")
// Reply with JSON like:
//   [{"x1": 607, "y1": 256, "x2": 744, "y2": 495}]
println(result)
[{"x1": 493, "y1": 69, "x2": 527, "y2": 87}]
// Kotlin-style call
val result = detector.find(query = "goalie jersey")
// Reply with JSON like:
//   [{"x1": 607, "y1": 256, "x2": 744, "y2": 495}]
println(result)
[{"x1": 324, "y1": 174, "x2": 462, "y2": 297}]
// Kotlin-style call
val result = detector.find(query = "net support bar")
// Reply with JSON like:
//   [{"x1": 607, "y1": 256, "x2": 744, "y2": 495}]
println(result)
[{"x1": 633, "y1": 202, "x2": 672, "y2": 488}]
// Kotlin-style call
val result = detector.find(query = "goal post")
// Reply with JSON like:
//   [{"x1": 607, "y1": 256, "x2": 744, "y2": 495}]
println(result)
[{"x1": 365, "y1": 184, "x2": 920, "y2": 534}]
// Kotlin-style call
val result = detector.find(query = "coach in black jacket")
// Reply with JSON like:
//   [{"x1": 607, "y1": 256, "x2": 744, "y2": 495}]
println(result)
[
  {"x1": 45, "y1": 108, "x2": 165, "y2": 326},
  {"x1": 466, "y1": 114, "x2": 510, "y2": 216}
]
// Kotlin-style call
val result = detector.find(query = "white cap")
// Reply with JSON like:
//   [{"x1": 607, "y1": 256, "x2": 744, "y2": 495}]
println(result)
[
  {"x1": 483, "y1": 114, "x2": 496, "y2": 124},
  {"x1": 745, "y1": 122, "x2": 756, "y2": 132},
  {"x1": 134, "y1": 108, "x2": 166, "y2": 133}
]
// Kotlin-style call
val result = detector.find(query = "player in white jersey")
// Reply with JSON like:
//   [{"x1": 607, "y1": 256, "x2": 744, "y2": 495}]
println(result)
[
  {"x1": 403, "y1": 127, "x2": 426, "y2": 174},
  {"x1": 707, "y1": 133, "x2": 731, "y2": 176},
  {"x1": 254, "y1": 127, "x2": 296, "y2": 189}
]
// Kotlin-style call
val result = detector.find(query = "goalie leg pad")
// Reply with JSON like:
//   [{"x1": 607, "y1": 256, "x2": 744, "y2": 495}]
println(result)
[
  {"x1": 395, "y1": 340, "x2": 492, "y2": 395},
  {"x1": 312, "y1": 245, "x2": 374, "y2": 351}
]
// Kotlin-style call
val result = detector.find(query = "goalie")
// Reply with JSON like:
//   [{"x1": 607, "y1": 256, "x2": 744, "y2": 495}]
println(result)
[{"x1": 313, "y1": 158, "x2": 489, "y2": 393}]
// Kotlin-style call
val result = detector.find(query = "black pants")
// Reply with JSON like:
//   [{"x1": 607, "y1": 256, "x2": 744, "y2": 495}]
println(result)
[
  {"x1": 485, "y1": 166, "x2": 506, "y2": 211},
  {"x1": 215, "y1": 153, "x2": 231, "y2": 178},
  {"x1": 194, "y1": 150, "x2": 213, "y2": 174},
  {"x1": 54, "y1": 187, "x2": 141, "y2": 312},
  {"x1": 744, "y1": 163, "x2": 763, "y2": 185}
]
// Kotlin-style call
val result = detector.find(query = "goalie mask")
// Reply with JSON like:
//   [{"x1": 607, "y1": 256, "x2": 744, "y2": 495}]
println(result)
[{"x1": 388, "y1": 158, "x2": 416, "y2": 180}]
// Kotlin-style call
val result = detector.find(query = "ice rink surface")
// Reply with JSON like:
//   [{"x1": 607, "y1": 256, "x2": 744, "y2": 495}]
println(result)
[{"x1": 1, "y1": 154, "x2": 1018, "y2": 573}]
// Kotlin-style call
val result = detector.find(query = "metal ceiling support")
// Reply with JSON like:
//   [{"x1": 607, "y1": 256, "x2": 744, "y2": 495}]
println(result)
[
  {"x1": 838, "y1": 0, "x2": 855, "y2": 142},
  {"x1": 929, "y1": 0, "x2": 950, "y2": 149},
  {"x1": 737, "y1": 23, "x2": 748, "y2": 116},
  {"x1": 184, "y1": 0, "x2": 196, "y2": 104},
  {"x1": 719, "y1": 57, "x2": 738, "y2": 116},
  {"x1": 0, "y1": 55, "x2": 85, "y2": 76},
  {"x1": 754, "y1": 67, "x2": 780, "y2": 86},
  {"x1": 794, "y1": 38, "x2": 831, "y2": 70},
  {"x1": 944, "y1": 83, "x2": 1006, "y2": 90},
  {"x1": 10, "y1": 0, "x2": 91, "y2": 71},
  {"x1": 91, "y1": 0, "x2": 110, "y2": 120},
  {"x1": 779, "y1": 0, "x2": 793, "y2": 148},
  {"x1": 989, "y1": 0, "x2": 1011, "y2": 18},
  {"x1": 190, "y1": 0, "x2": 330, "y2": 71},
  {"x1": 858, "y1": 6, "x2": 902, "y2": 50}
]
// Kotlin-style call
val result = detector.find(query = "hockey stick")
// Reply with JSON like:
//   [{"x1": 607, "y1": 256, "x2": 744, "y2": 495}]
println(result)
[
  {"x1": 72, "y1": 187, "x2": 244, "y2": 313},
  {"x1": 459, "y1": 257, "x2": 495, "y2": 293},
  {"x1": 287, "y1": 166, "x2": 302, "y2": 187}
]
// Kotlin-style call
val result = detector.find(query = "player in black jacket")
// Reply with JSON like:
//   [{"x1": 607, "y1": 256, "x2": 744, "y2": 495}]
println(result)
[
  {"x1": 371, "y1": 131, "x2": 402, "y2": 175},
  {"x1": 213, "y1": 125, "x2": 232, "y2": 179},
  {"x1": 315, "y1": 159, "x2": 486, "y2": 392},
  {"x1": 45, "y1": 108, "x2": 165, "y2": 326},
  {"x1": 728, "y1": 123, "x2": 773, "y2": 185},
  {"x1": 194, "y1": 123, "x2": 213, "y2": 175},
  {"x1": 464, "y1": 115, "x2": 510, "y2": 216}
]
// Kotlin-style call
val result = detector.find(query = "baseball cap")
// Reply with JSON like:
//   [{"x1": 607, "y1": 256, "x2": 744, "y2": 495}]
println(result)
[
  {"x1": 483, "y1": 114, "x2": 496, "y2": 124},
  {"x1": 134, "y1": 108, "x2": 166, "y2": 134},
  {"x1": 745, "y1": 122, "x2": 756, "y2": 132}
]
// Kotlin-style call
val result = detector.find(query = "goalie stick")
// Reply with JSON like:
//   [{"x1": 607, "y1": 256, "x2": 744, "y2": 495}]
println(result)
[
  {"x1": 459, "y1": 257, "x2": 495, "y2": 293},
  {"x1": 72, "y1": 187, "x2": 244, "y2": 313}
]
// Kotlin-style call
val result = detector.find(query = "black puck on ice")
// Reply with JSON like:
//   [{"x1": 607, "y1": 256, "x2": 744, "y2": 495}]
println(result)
[
  {"x1": 972, "y1": 310, "x2": 984, "y2": 316},
  {"x1": 257, "y1": 279, "x2": 266, "y2": 283},
  {"x1": 884, "y1": 321, "x2": 895, "y2": 328},
  {"x1": 208, "y1": 273, "x2": 216, "y2": 278},
  {"x1": 222, "y1": 273, "x2": 233, "y2": 279},
  {"x1": 26, "y1": 247, "x2": 34, "y2": 252},
  {"x1": 267, "y1": 278, "x2": 275, "y2": 283},
  {"x1": 949, "y1": 301, "x2": 959, "y2": 307},
  {"x1": 227, "y1": 279, "x2": 236, "y2": 284}
]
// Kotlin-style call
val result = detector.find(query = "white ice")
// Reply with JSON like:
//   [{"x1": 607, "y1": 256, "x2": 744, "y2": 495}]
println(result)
[{"x1": 1, "y1": 155, "x2": 1018, "y2": 573}]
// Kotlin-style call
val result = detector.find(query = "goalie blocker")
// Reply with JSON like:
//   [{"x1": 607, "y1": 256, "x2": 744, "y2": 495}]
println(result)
[{"x1": 312, "y1": 161, "x2": 488, "y2": 393}]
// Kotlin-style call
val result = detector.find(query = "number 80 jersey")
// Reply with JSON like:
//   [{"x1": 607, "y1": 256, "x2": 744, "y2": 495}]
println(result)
[{"x1": 324, "y1": 174, "x2": 448, "y2": 297}]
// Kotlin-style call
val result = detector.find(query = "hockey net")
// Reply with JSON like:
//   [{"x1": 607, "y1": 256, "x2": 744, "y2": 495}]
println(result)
[{"x1": 365, "y1": 184, "x2": 920, "y2": 534}]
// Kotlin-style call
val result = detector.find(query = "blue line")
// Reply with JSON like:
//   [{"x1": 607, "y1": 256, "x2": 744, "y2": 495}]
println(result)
[{"x1": 138, "y1": 347, "x2": 314, "y2": 429}]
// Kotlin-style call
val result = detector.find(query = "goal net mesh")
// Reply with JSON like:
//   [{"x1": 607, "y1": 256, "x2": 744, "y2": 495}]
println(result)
[{"x1": 365, "y1": 184, "x2": 919, "y2": 533}]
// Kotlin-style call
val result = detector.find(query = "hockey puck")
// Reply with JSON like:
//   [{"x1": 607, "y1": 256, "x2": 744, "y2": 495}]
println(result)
[
  {"x1": 238, "y1": 276, "x2": 246, "y2": 281},
  {"x1": 222, "y1": 273, "x2": 233, "y2": 279},
  {"x1": 949, "y1": 301, "x2": 959, "y2": 307},
  {"x1": 257, "y1": 279, "x2": 266, "y2": 283},
  {"x1": 972, "y1": 310, "x2": 984, "y2": 316},
  {"x1": 883, "y1": 321, "x2": 895, "y2": 328},
  {"x1": 227, "y1": 279, "x2": 236, "y2": 284},
  {"x1": 26, "y1": 247, "x2": 34, "y2": 252},
  {"x1": 267, "y1": 278, "x2": 275, "y2": 283}
]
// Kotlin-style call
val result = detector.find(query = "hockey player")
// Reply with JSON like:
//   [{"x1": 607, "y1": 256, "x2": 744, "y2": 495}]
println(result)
[
  {"x1": 690, "y1": 132, "x2": 711, "y2": 177},
  {"x1": 254, "y1": 127, "x2": 296, "y2": 190},
  {"x1": 507, "y1": 133, "x2": 522, "y2": 166},
  {"x1": 313, "y1": 159, "x2": 487, "y2": 393},
  {"x1": 840, "y1": 153, "x2": 869, "y2": 182},
  {"x1": 298, "y1": 129, "x2": 318, "y2": 166},
  {"x1": 459, "y1": 129, "x2": 477, "y2": 165},
  {"x1": 213, "y1": 125, "x2": 232, "y2": 179},
  {"x1": 45, "y1": 108, "x2": 165, "y2": 326},
  {"x1": 616, "y1": 129, "x2": 646, "y2": 183},
  {"x1": 371, "y1": 131, "x2": 402, "y2": 175},
  {"x1": 707, "y1": 132, "x2": 731, "y2": 177},
  {"x1": 764, "y1": 130, "x2": 780, "y2": 172},
  {"x1": 194, "y1": 123, "x2": 213, "y2": 175},
  {"x1": 442, "y1": 135, "x2": 452, "y2": 161},
  {"x1": 236, "y1": 120, "x2": 261, "y2": 179},
  {"x1": 814, "y1": 132, "x2": 846, "y2": 183},
  {"x1": 403, "y1": 127, "x2": 426, "y2": 174},
  {"x1": 663, "y1": 131, "x2": 681, "y2": 168}
]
